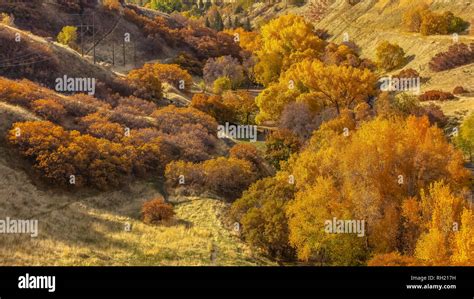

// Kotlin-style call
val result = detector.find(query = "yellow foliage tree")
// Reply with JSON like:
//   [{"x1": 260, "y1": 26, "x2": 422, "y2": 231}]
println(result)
[
  {"x1": 57, "y1": 26, "x2": 77, "y2": 48},
  {"x1": 286, "y1": 116, "x2": 470, "y2": 264},
  {"x1": 224, "y1": 27, "x2": 262, "y2": 53},
  {"x1": 414, "y1": 181, "x2": 467, "y2": 264},
  {"x1": 254, "y1": 14, "x2": 325, "y2": 86},
  {"x1": 451, "y1": 209, "x2": 474, "y2": 265}
]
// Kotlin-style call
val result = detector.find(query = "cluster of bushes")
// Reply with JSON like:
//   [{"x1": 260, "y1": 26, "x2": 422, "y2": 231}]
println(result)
[
  {"x1": 403, "y1": 6, "x2": 469, "y2": 35},
  {"x1": 7, "y1": 111, "x2": 220, "y2": 190},
  {"x1": 429, "y1": 43, "x2": 474, "y2": 72},
  {"x1": 376, "y1": 92, "x2": 448, "y2": 128},
  {"x1": 0, "y1": 78, "x2": 112, "y2": 122},
  {"x1": 123, "y1": 7, "x2": 242, "y2": 66},
  {"x1": 190, "y1": 91, "x2": 258, "y2": 124},
  {"x1": 418, "y1": 90, "x2": 455, "y2": 102},
  {"x1": 322, "y1": 42, "x2": 375, "y2": 70},
  {"x1": 164, "y1": 157, "x2": 257, "y2": 201},
  {"x1": 127, "y1": 62, "x2": 193, "y2": 102},
  {"x1": 8, "y1": 121, "x2": 135, "y2": 189}
]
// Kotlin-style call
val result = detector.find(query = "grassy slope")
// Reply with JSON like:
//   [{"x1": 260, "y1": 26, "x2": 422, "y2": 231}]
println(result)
[{"x1": 0, "y1": 145, "x2": 272, "y2": 266}]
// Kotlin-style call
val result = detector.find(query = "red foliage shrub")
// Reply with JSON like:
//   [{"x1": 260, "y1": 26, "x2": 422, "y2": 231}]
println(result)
[
  {"x1": 453, "y1": 86, "x2": 468, "y2": 94},
  {"x1": 429, "y1": 43, "x2": 474, "y2": 72},
  {"x1": 421, "y1": 104, "x2": 448, "y2": 128},
  {"x1": 418, "y1": 90, "x2": 455, "y2": 101},
  {"x1": 142, "y1": 198, "x2": 175, "y2": 225},
  {"x1": 394, "y1": 68, "x2": 420, "y2": 79}
]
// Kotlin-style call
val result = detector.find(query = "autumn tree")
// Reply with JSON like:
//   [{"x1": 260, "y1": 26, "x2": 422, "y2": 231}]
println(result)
[
  {"x1": 254, "y1": 14, "x2": 325, "y2": 86},
  {"x1": 451, "y1": 209, "x2": 474, "y2": 265},
  {"x1": 265, "y1": 129, "x2": 301, "y2": 170},
  {"x1": 213, "y1": 76, "x2": 232, "y2": 94},
  {"x1": 287, "y1": 176, "x2": 368, "y2": 265},
  {"x1": 375, "y1": 41, "x2": 406, "y2": 71},
  {"x1": 223, "y1": 28, "x2": 262, "y2": 53},
  {"x1": 286, "y1": 116, "x2": 470, "y2": 264},
  {"x1": 190, "y1": 93, "x2": 235, "y2": 123},
  {"x1": 455, "y1": 113, "x2": 474, "y2": 161},
  {"x1": 57, "y1": 26, "x2": 78, "y2": 48},
  {"x1": 128, "y1": 63, "x2": 191, "y2": 98},
  {"x1": 127, "y1": 65, "x2": 163, "y2": 102},
  {"x1": 151, "y1": 63, "x2": 193, "y2": 92},
  {"x1": 203, "y1": 55, "x2": 245, "y2": 89},
  {"x1": 414, "y1": 182, "x2": 467, "y2": 265},
  {"x1": 279, "y1": 102, "x2": 321, "y2": 140},
  {"x1": 231, "y1": 175, "x2": 296, "y2": 259},
  {"x1": 221, "y1": 91, "x2": 258, "y2": 124},
  {"x1": 367, "y1": 252, "x2": 421, "y2": 266},
  {"x1": 403, "y1": 4, "x2": 429, "y2": 32},
  {"x1": 294, "y1": 61, "x2": 378, "y2": 115}
]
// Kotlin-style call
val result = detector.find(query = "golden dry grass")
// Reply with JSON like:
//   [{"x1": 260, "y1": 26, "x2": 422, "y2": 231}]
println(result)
[{"x1": 0, "y1": 141, "x2": 272, "y2": 266}]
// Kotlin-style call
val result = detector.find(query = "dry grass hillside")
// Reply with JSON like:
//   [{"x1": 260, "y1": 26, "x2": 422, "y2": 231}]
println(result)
[{"x1": 0, "y1": 123, "x2": 270, "y2": 265}]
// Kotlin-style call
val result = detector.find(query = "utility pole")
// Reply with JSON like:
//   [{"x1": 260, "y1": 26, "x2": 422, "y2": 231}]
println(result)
[
  {"x1": 81, "y1": 18, "x2": 84, "y2": 57},
  {"x1": 133, "y1": 40, "x2": 136, "y2": 67},
  {"x1": 93, "y1": 12, "x2": 96, "y2": 64},
  {"x1": 123, "y1": 38, "x2": 126, "y2": 67},
  {"x1": 112, "y1": 42, "x2": 115, "y2": 66}
]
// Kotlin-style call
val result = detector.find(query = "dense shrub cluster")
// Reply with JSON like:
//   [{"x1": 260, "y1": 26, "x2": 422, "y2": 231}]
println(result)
[
  {"x1": 165, "y1": 157, "x2": 257, "y2": 201},
  {"x1": 123, "y1": 7, "x2": 242, "y2": 66},
  {"x1": 31, "y1": 99, "x2": 66, "y2": 122},
  {"x1": 418, "y1": 90, "x2": 455, "y2": 102},
  {"x1": 229, "y1": 143, "x2": 270, "y2": 179},
  {"x1": 429, "y1": 43, "x2": 474, "y2": 72},
  {"x1": 403, "y1": 6, "x2": 469, "y2": 35}
]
